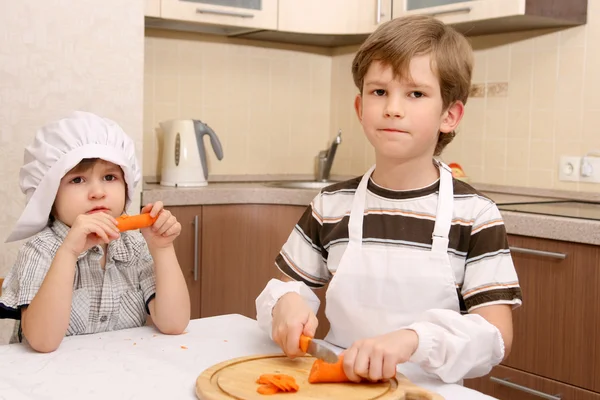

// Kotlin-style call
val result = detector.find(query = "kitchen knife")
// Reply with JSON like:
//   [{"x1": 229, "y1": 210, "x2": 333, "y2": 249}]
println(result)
[{"x1": 306, "y1": 338, "x2": 339, "y2": 363}]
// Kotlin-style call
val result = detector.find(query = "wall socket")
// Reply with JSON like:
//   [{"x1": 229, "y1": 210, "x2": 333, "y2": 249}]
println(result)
[{"x1": 558, "y1": 156, "x2": 600, "y2": 183}]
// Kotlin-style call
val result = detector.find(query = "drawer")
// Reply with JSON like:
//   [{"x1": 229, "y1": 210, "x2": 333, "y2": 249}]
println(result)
[{"x1": 465, "y1": 365, "x2": 600, "y2": 400}]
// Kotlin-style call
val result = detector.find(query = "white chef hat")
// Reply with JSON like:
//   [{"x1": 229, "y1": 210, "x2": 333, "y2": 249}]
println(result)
[{"x1": 6, "y1": 111, "x2": 141, "y2": 243}]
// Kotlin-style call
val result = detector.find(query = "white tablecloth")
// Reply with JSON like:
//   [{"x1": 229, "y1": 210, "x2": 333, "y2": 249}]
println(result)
[{"x1": 0, "y1": 314, "x2": 495, "y2": 399}]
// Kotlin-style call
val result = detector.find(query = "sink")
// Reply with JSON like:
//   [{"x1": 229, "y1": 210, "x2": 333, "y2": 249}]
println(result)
[{"x1": 262, "y1": 180, "x2": 340, "y2": 190}]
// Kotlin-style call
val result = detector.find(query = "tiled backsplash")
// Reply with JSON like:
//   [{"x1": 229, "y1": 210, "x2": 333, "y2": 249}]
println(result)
[
  {"x1": 144, "y1": 29, "x2": 333, "y2": 178},
  {"x1": 146, "y1": 4, "x2": 600, "y2": 193}
]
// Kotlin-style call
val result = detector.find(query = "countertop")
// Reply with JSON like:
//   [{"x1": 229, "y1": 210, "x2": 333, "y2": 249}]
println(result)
[
  {"x1": 0, "y1": 314, "x2": 493, "y2": 400},
  {"x1": 142, "y1": 177, "x2": 600, "y2": 246}
]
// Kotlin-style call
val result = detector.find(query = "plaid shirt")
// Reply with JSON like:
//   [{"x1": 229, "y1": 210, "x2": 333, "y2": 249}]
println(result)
[{"x1": 0, "y1": 220, "x2": 156, "y2": 341}]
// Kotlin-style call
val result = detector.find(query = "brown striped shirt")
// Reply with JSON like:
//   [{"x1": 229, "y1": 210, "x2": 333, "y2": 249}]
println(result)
[{"x1": 276, "y1": 175, "x2": 522, "y2": 313}]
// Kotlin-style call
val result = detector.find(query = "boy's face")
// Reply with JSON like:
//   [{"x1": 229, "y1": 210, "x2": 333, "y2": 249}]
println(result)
[
  {"x1": 355, "y1": 56, "x2": 463, "y2": 164},
  {"x1": 53, "y1": 160, "x2": 126, "y2": 227}
]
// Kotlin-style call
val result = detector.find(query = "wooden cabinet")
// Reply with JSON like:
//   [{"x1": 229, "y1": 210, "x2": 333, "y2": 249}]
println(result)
[
  {"x1": 278, "y1": 0, "x2": 392, "y2": 35},
  {"x1": 466, "y1": 365, "x2": 600, "y2": 400},
  {"x1": 144, "y1": 0, "x2": 161, "y2": 18},
  {"x1": 167, "y1": 206, "x2": 202, "y2": 319},
  {"x1": 392, "y1": 0, "x2": 587, "y2": 36},
  {"x1": 465, "y1": 235, "x2": 600, "y2": 397},
  {"x1": 200, "y1": 204, "x2": 304, "y2": 319},
  {"x1": 160, "y1": 0, "x2": 278, "y2": 30},
  {"x1": 168, "y1": 203, "x2": 334, "y2": 339}
]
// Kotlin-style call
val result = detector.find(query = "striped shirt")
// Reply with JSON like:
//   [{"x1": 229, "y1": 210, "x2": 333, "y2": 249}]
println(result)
[
  {"x1": 276, "y1": 175, "x2": 522, "y2": 313},
  {"x1": 0, "y1": 220, "x2": 156, "y2": 342}
]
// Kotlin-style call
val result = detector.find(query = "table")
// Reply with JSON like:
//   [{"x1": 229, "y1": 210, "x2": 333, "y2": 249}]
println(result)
[{"x1": 0, "y1": 314, "x2": 495, "y2": 399}]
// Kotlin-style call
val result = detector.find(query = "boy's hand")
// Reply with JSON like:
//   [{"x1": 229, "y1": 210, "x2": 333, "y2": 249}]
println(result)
[
  {"x1": 140, "y1": 201, "x2": 181, "y2": 249},
  {"x1": 62, "y1": 213, "x2": 120, "y2": 256},
  {"x1": 342, "y1": 329, "x2": 419, "y2": 382},
  {"x1": 272, "y1": 292, "x2": 319, "y2": 358}
]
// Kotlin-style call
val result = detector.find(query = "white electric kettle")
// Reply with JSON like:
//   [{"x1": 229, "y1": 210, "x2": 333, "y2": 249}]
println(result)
[{"x1": 159, "y1": 119, "x2": 224, "y2": 187}]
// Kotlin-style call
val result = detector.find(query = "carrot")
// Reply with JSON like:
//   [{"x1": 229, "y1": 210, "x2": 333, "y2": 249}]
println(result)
[
  {"x1": 299, "y1": 334, "x2": 311, "y2": 353},
  {"x1": 256, "y1": 374, "x2": 299, "y2": 394},
  {"x1": 308, "y1": 355, "x2": 350, "y2": 383},
  {"x1": 257, "y1": 383, "x2": 279, "y2": 395},
  {"x1": 115, "y1": 213, "x2": 157, "y2": 232}
]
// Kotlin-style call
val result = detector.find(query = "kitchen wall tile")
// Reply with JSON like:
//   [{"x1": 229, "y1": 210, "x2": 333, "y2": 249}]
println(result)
[
  {"x1": 145, "y1": 30, "x2": 331, "y2": 177},
  {"x1": 485, "y1": 45, "x2": 510, "y2": 82}
]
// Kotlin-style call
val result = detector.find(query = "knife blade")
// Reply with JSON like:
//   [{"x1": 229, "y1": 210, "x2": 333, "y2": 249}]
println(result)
[{"x1": 306, "y1": 338, "x2": 339, "y2": 363}]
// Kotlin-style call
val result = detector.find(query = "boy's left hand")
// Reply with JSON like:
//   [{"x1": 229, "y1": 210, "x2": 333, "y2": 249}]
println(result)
[
  {"x1": 140, "y1": 201, "x2": 181, "y2": 249},
  {"x1": 342, "y1": 329, "x2": 419, "y2": 382}
]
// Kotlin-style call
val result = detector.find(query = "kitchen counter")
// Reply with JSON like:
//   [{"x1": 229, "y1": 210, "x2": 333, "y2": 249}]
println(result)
[
  {"x1": 0, "y1": 314, "x2": 493, "y2": 400},
  {"x1": 142, "y1": 179, "x2": 600, "y2": 246}
]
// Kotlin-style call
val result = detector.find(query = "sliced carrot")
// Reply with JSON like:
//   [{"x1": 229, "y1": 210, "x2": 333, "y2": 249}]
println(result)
[
  {"x1": 308, "y1": 355, "x2": 350, "y2": 383},
  {"x1": 257, "y1": 383, "x2": 279, "y2": 395},
  {"x1": 256, "y1": 374, "x2": 299, "y2": 394},
  {"x1": 299, "y1": 334, "x2": 311, "y2": 353},
  {"x1": 115, "y1": 213, "x2": 157, "y2": 232}
]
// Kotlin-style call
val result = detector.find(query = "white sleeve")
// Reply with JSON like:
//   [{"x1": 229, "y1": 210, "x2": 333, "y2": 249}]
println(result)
[
  {"x1": 255, "y1": 278, "x2": 321, "y2": 339},
  {"x1": 406, "y1": 309, "x2": 505, "y2": 383}
]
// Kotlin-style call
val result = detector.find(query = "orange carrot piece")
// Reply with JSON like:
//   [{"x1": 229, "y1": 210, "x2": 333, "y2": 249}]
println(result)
[
  {"x1": 266, "y1": 377, "x2": 288, "y2": 392},
  {"x1": 308, "y1": 355, "x2": 350, "y2": 383},
  {"x1": 256, "y1": 374, "x2": 299, "y2": 393},
  {"x1": 299, "y1": 334, "x2": 311, "y2": 353},
  {"x1": 115, "y1": 213, "x2": 157, "y2": 232},
  {"x1": 257, "y1": 383, "x2": 279, "y2": 395}
]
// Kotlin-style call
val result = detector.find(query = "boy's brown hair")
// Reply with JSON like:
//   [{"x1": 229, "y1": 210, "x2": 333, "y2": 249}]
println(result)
[{"x1": 352, "y1": 15, "x2": 473, "y2": 156}]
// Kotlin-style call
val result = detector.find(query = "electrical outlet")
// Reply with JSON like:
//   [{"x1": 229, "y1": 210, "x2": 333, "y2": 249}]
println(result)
[
  {"x1": 580, "y1": 156, "x2": 600, "y2": 184},
  {"x1": 558, "y1": 156, "x2": 581, "y2": 182}
]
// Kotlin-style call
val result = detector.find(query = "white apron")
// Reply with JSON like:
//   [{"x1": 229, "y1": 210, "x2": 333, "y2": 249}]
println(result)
[{"x1": 324, "y1": 162, "x2": 460, "y2": 348}]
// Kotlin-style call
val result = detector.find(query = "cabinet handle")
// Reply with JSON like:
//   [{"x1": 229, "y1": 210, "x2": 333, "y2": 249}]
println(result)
[
  {"x1": 420, "y1": 6, "x2": 471, "y2": 17},
  {"x1": 509, "y1": 246, "x2": 567, "y2": 260},
  {"x1": 196, "y1": 8, "x2": 254, "y2": 18},
  {"x1": 193, "y1": 215, "x2": 199, "y2": 281},
  {"x1": 490, "y1": 377, "x2": 562, "y2": 400},
  {"x1": 376, "y1": 0, "x2": 382, "y2": 24}
]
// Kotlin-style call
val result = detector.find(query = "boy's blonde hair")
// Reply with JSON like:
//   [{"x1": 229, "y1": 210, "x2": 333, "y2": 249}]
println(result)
[{"x1": 352, "y1": 15, "x2": 473, "y2": 156}]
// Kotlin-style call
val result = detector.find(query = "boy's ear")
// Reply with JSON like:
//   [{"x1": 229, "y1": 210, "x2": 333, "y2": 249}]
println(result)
[
  {"x1": 354, "y1": 94, "x2": 363, "y2": 122},
  {"x1": 440, "y1": 101, "x2": 465, "y2": 133}
]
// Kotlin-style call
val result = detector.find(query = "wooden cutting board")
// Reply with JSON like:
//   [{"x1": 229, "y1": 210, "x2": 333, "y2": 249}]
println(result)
[{"x1": 196, "y1": 354, "x2": 444, "y2": 400}]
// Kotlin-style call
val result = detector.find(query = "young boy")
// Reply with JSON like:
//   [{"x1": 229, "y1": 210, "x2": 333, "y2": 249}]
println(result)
[
  {"x1": 0, "y1": 111, "x2": 191, "y2": 352},
  {"x1": 256, "y1": 15, "x2": 522, "y2": 384}
]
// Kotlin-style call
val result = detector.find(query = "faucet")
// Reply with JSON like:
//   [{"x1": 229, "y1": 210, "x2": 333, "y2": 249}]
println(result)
[{"x1": 316, "y1": 130, "x2": 342, "y2": 182}]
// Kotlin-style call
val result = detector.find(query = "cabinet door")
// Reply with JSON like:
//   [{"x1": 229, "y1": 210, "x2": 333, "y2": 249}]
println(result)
[
  {"x1": 161, "y1": 0, "x2": 277, "y2": 30},
  {"x1": 392, "y1": 0, "x2": 523, "y2": 24},
  {"x1": 145, "y1": 0, "x2": 161, "y2": 17},
  {"x1": 200, "y1": 204, "x2": 305, "y2": 320},
  {"x1": 278, "y1": 0, "x2": 392, "y2": 35},
  {"x1": 465, "y1": 364, "x2": 600, "y2": 400},
  {"x1": 167, "y1": 206, "x2": 202, "y2": 319},
  {"x1": 503, "y1": 235, "x2": 600, "y2": 393}
]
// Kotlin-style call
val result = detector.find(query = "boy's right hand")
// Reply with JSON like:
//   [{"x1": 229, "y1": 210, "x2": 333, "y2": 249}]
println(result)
[
  {"x1": 271, "y1": 292, "x2": 319, "y2": 358},
  {"x1": 62, "y1": 213, "x2": 121, "y2": 256}
]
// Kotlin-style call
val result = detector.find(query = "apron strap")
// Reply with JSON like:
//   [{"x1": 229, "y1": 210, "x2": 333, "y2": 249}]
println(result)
[
  {"x1": 347, "y1": 165, "x2": 376, "y2": 248},
  {"x1": 431, "y1": 161, "x2": 454, "y2": 254}
]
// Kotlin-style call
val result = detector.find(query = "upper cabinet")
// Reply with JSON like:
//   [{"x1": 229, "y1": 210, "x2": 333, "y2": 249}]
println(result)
[
  {"x1": 145, "y1": 0, "x2": 161, "y2": 17},
  {"x1": 145, "y1": 0, "x2": 588, "y2": 46},
  {"x1": 392, "y1": 0, "x2": 588, "y2": 36},
  {"x1": 160, "y1": 0, "x2": 278, "y2": 30},
  {"x1": 278, "y1": 0, "x2": 392, "y2": 35}
]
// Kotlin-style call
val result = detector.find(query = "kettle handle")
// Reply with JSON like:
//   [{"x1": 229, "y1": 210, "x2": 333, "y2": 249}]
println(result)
[{"x1": 193, "y1": 120, "x2": 224, "y2": 180}]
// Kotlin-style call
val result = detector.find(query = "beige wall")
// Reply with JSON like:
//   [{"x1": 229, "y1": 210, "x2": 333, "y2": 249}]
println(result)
[
  {"x1": 144, "y1": 30, "x2": 333, "y2": 178},
  {"x1": 0, "y1": 1, "x2": 144, "y2": 341},
  {"x1": 330, "y1": 4, "x2": 600, "y2": 193}
]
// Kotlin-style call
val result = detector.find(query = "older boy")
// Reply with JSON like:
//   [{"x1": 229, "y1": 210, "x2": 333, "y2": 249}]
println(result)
[{"x1": 256, "y1": 15, "x2": 522, "y2": 384}]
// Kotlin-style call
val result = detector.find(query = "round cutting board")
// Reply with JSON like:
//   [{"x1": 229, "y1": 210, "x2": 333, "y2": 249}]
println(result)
[{"x1": 196, "y1": 354, "x2": 444, "y2": 400}]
